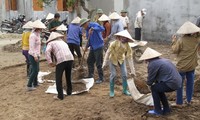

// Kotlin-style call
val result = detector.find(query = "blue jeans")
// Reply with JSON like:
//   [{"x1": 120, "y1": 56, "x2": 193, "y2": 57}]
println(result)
[
  {"x1": 176, "y1": 70, "x2": 195, "y2": 104},
  {"x1": 27, "y1": 55, "x2": 39, "y2": 87},
  {"x1": 151, "y1": 82, "x2": 174, "y2": 115},
  {"x1": 109, "y1": 61, "x2": 127, "y2": 83}
]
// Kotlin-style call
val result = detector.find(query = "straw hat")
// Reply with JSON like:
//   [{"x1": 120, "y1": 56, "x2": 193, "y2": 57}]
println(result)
[
  {"x1": 98, "y1": 14, "x2": 110, "y2": 21},
  {"x1": 22, "y1": 21, "x2": 33, "y2": 29},
  {"x1": 114, "y1": 30, "x2": 135, "y2": 42},
  {"x1": 139, "y1": 47, "x2": 162, "y2": 61},
  {"x1": 96, "y1": 9, "x2": 103, "y2": 14},
  {"x1": 46, "y1": 13, "x2": 54, "y2": 20},
  {"x1": 31, "y1": 20, "x2": 46, "y2": 29},
  {"x1": 56, "y1": 24, "x2": 67, "y2": 31},
  {"x1": 47, "y1": 32, "x2": 64, "y2": 43},
  {"x1": 71, "y1": 17, "x2": 81, "y2": 24},
  {"x1": 80, "y1": 18, "x2": 90, "y2": 26},
  {"x1": 109, "y1": 12, "x2": 120, "y2": 19},
  {"x1": 176, "y1": 21, "x2": 200, "y2": 34}
]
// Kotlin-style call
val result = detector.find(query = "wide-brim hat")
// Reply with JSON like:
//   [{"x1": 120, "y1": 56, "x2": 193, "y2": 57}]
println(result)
[
  {"x1": 109, "y1": 12, "x2": 120, "y2": 19},
  {"x1": 47, "y1": 32, "x2": 64, "y2": 43},
  {"x1": 71, "y1": 17, "x2": 81, "y2": 24},
  {"x1": 96, "y1": 9, "x2": 103, "y2": 14},
  {"x1": 31, "y1": 20, "x2": 46, "y2": 29},
  {"x1": 56, "y1": 24, "x2": 67, "y2": 31},
  {"x1": 46, "y1": 13, "x2": 54, "y2": 20},
  {"x1": 22, "y1": 21, "x2": 33, "y2": 29},
  {"x1": 176, "y1": 21, "x2": 200, "y2": 34},
  {"x1": 80, "y1": 18, "x2": 90, "y2": 27},
  {"x1": 139, "y1": 47, "x2": 162, "y2": 61},
  {"x1": 114, "y1": 30, "x2": 135, "y2": 42},
  {"x1": 98, "y1": 14, "x2": 110, "y2": 21}
]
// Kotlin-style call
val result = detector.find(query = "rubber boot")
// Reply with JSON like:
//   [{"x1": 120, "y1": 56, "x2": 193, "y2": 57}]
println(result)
[
  {"x1": 122, "y1": 80, "x2": 131, "y2": 96},
  {"x1": 110, "y1": 80, "x2": 114, "y2": 97}
]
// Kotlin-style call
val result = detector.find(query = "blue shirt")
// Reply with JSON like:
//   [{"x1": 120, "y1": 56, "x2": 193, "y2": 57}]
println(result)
[
  {"x1": 67, "y1": 24, "x2": 82, "y2": 45},
  {"x1": 86, "y1": 22, "x2": 104, "y2": 50},
  {"x1": 108, "y1": 19, "x2": 124, "y2": 39},
  {"x1": 147, "y1": 58, "x2": 182, "y2": 90}
]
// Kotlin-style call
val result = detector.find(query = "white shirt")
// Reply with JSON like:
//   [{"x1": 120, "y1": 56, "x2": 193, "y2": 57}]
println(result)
[{"x1": 120, "y1": 16, "x2": 129, "y2": 28}]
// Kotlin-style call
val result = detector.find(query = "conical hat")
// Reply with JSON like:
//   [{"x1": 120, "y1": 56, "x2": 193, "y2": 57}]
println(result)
[
  {"x1": 56, "y1": 24, "x2": 67, "y2": 31},
  {"x1": 71, "y1": 17, "x2": 81, "y2": 24},
  {"x1": 114, "y1": 30, "x2": 135, "y2": 42},
  {"x1": 139, "y1": 47, "x2": 162, "y2": 61},
  {"x1": 176, "y1": 21, "x2": 200, "y2": 34},
  {"x1": 47, "y1": 32, "x2": 64, "y2": 43},
  {"x1": 98, "y1": 14, "x2": 110, "y2": 21},
  {"x1": 109, "y1": 12, "x2": 120, "y2": 19},
  {"x1": 46, "y1": 13, "x2": 54, "y2": 20},
  {"x1": 22, "y1": 21, "x2": 33, "y2": 29},
  {"x1": 31, "y1": 20, "x2": 46, "y2": 29}
]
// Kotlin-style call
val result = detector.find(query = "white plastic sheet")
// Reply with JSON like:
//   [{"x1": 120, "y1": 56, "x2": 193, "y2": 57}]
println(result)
[{"x1": 127, "y1": 78, "x2": 154, "y2": 106}]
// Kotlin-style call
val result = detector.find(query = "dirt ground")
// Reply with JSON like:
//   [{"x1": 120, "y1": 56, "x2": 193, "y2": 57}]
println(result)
[{"x1": 0, "y1": 33, "x2": 200, "y2": 120}]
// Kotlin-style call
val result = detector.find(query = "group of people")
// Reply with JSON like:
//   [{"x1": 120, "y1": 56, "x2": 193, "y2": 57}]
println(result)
[{"x1": 21, "y1": 9, "x2": 200, "y2": 116}]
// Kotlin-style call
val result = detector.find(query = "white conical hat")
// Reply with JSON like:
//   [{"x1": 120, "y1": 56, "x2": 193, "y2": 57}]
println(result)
[
  {"x1": 46, "y1": 13, "x2": 54, "y2": 20},
  {"x1": 114, "y1": 30, "x2": 135, "y2": 42},
  {"x1": 47, "y1": 32, "x2": 64, "y2": 43},
  {"x1": 31, "y1": 20, "x2": 46, "y2": 29},
  {"x1": 109, "y1": 12, "x2": 120, "y2": 19},
  {"x1": 22, "y1": 21, "x2": 33, "y2": 29},
  {"x1": 98, "y1": 14, "x2": 110, "y2": 21},
  {"x1": 139, "y1": 47, "x2": 162, "y2": 61},
  {"x1": 56, "y1": 24, "x2": 67, "y2": 31},
  {"x1": 71, "y1": 17, "x2": 81, "y2": 24},
  {"x1": 176, "y1": 21, "x2": 200, "y2": 34}
]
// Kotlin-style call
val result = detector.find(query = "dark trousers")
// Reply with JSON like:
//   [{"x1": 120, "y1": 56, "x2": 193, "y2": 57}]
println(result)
[
  {"x1": 27, "y1": 55, "x2": 39, "y2": 87},
  {"x1": 68, "y1": 43, "x2": 82, "y2": 58},
  {"x1": 56, "y1": 61, "x2": 73, "y2": 100},
  {"x1": 87, "y1": 47, "x2": 104, "y2": 80},
  {"x1": 135, "y1": 28, "x2": 141, "y2": 40},
  {"x1": 151, "y1": 82, "x2": 174, "y2": 115},
  {"x1": 22, "y1": 50, "x2": 30, "y2": 77}
]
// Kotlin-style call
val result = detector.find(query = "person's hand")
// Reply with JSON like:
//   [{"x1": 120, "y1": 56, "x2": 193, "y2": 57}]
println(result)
[
  {"x1": 49, "y1": 63, "x2": 56, "y2": 67},
  {"x1": 34, "y1": 57, "x2": 39, "y2": 62}
]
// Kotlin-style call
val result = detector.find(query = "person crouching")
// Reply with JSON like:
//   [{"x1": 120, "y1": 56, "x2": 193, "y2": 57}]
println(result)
[{"x1": 45, "y1": 32, "x2": 74, "y2": 100}]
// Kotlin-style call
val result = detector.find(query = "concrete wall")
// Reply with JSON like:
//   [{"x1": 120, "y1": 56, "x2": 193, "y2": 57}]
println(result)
[{"x1": 127, "y1": 0, "x2": 200, "y2": 42}]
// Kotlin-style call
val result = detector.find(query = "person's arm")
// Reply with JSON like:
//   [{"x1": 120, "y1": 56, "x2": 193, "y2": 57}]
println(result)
[
  {"x1": 45, "y1": 43, "x2": 53, "y2": 64},
  {"x1": 92, "y1": 23, "x2": 105, "y2": 32},
  {"x1": 146, "y1": 63, "x2": 158, "y2": 86},
  {"x1": 171, "y1": 35, "x2": 182, "y2": 54}
]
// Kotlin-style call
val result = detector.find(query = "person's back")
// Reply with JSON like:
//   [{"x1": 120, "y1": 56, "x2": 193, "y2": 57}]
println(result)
[
  {"x1": 172, "y1": 35, "x2": 199, "y2": 72},
  {"x1": 67, "y1": 23, "x2": 82, "y2": 45},
  {"x1": 49, "y1": 13, "x2": 61, "y2": 32},
  {"x1": 148, "y1": 58, "x2": 182, "y2": 90}
]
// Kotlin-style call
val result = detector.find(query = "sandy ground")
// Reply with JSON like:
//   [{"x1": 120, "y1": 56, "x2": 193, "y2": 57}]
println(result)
[{"x1": 0, "y1": 33, "x2": 200, "y2": 120}]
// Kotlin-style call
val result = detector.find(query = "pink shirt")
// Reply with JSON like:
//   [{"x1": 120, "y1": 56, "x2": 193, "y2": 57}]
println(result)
[
  {"x1": 28, "y1": 31, "x2": 41, "y2": 57},
  {"x1": 45, "y1": 39, "x2": 74, "y2": 65}
]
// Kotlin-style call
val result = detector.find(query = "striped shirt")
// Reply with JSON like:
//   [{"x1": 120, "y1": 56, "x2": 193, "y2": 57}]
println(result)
[
  {"x1": 45, "y1": 39, "x2": 74, "y2": 65},
  {"x1": 28, "y1": 31, "x2": 41, "y2": 57}
]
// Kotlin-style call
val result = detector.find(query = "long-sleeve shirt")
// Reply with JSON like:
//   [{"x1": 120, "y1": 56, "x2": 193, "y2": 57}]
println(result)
[
  {"x1": 171, "y1": 35, "x2": 200, "y2": 72},
  {"x1": 67, "y1": 24, "x2": 82, "y2": 45},
  {"x1": 28, "y1": 31, "x2": 41, "y2": 58},
  {"x1": 45, "y1": 39, "x2": 74, "y2": 65},
  {"x1": 85, "y1": 22, "x2": 104, "y2": 50},
  {"x1": 147, "y1": 58, "x2": 182, "y2": 90},
  {"x1": 102, "y1": 21, "x2": 111, "y2": 39},
  {"x1": 108, "y1": 19, "x2": 124, "y2": 39},
  {"x1": 134, "y1": 11, "x2": 144, "y2": 28},
  {"x1": 22, "y1": 31, "x2": 31, "y2": 50}
]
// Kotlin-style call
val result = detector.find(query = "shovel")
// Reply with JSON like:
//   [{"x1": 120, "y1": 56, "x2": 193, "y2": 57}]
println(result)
[{"x1": 76, "y1": 34, "x2": 91, "y2": 79}]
